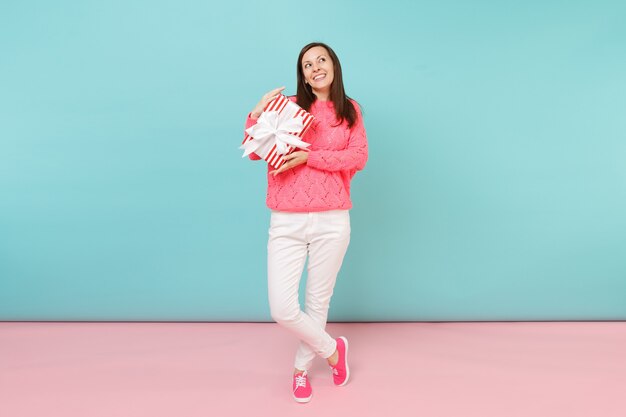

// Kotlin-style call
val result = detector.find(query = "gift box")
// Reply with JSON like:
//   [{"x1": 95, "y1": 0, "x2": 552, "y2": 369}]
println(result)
[{"x1": 240, "y1": 94, "x2": 314, "y2": 169}]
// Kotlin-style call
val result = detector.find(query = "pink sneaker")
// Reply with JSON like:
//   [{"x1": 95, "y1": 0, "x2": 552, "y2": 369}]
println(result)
[
  {"x1": 292, "y1": 371, "x2": 312, "y2": 403},
  {"x1": 330, "y1": 336, "x2": 350, "y2": 386}
]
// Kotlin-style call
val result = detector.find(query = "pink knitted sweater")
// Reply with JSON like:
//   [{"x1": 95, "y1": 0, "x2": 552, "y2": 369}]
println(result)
[{"x1": 244, "y1": 97, "x2": 368, "y2": 212}]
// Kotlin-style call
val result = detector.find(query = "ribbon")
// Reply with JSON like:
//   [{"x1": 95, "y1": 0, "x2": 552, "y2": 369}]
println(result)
[{"x1": 240, "y1": 110, "x2": 310, "y2": 157}]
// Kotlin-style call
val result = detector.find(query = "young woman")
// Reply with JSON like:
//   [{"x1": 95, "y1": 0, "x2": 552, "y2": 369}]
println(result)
[{"x1": 244, "y1": 42, "x2": 368, "y2": 403}]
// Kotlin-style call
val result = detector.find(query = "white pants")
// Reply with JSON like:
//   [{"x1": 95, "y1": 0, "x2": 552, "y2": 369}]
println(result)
[{"x1": 267, "y1": 209, "x2": 351, "y2": 371}]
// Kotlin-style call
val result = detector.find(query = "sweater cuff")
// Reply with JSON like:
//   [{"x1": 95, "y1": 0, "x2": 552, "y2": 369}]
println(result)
[
  {"x1": 306, "y1": 150, "x2": 323, "y2": 169},
  {"x1": 245, "y1": 113, "x2": 258, "y2": 129}
]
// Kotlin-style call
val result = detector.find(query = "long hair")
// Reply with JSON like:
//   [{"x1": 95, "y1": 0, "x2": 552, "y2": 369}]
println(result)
[{"x1": 296, "y1": 42, "x2": 358, "y2": 128}]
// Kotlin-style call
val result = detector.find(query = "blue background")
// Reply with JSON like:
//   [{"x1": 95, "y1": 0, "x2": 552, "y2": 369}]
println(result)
[{"x1": 1, "y1": 0, "x2": 625, "y2": 321}]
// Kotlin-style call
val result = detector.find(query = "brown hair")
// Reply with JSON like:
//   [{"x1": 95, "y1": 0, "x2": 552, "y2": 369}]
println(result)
[{"x1": 296, "y1": 42, "x2": 358, "y2": 128}]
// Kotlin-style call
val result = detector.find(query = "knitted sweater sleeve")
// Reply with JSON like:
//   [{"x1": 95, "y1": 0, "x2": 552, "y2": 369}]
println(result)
[
  {"x1": 307, "y1": 105, "x2": 368, "y2": 172},
  {"x1": 244, "y1": 113, "x2": 261, "y2": 160}
]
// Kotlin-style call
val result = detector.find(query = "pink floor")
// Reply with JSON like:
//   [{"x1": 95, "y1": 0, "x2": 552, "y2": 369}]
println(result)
[{"x1": 1, "y1": 321, "x2": 625, "y2": 416}]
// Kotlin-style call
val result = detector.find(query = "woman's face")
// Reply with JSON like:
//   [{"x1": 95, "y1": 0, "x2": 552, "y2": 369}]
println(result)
[{"x1": 301, "y1": 46, "x2": 334, "y2": 97}]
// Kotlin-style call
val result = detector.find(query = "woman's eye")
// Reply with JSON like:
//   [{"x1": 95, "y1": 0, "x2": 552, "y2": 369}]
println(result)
[
  {"x1": 304, "y1": 63, "x2": 311, "y2": 68},
  {"x1": 319, "y1": 57, "x2": 325, "y2": 63}
]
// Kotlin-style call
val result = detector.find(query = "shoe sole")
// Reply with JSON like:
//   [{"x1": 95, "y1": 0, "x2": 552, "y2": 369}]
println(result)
[
  {"x1": 336, "y1": 336, "x2": 350, "y2": 387},
  {"x1": 294, "y1": 394, "x2": 312, "y2": 403}
]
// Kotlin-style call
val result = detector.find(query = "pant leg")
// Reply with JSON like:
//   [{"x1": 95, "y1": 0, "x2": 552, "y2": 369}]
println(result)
[
  {"x1": 267, "y1": 211, "x2": 337, "y2": 366},
  {"x1": 294, "y1": 210, "x2": 351, "y2": 371}
]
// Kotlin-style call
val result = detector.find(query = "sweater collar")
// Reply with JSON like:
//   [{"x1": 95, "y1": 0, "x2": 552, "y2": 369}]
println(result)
[{"x1": 312, "y1": 99, "x2": 334, "y2": 109}]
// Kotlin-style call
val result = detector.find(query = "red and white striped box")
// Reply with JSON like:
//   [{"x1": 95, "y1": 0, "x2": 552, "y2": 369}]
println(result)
[{"x1": 242, "y1": 95, "x2": 314, "y2": 169}]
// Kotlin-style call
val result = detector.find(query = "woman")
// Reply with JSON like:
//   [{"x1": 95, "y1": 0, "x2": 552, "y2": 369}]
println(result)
[{"x1": 244, "y1": 42, "x2": 368, "y2": 403}]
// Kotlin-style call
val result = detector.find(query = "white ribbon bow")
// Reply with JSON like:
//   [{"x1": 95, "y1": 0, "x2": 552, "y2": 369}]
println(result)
[{"x1": 240, "y1": 111, "x2": 310, "y2": 157}]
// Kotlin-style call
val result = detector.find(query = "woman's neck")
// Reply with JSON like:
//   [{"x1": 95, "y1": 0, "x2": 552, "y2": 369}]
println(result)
[{"x1": 313, "y1": 89, "x2": 330, "y2": 101}]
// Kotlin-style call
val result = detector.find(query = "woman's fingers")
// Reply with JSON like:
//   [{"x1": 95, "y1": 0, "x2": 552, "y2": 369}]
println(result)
[
  {"x1": 252, "y1": 87, "x2": 285, "y2": 118},
  {"x1": 263, "y1": 87, "x2": 285, "y2": 104},
  {"x1": 271, "y1": 86, "x2": 285, "y2": 95},
  {"x1": 270, "y1": 152, "x2": 309, "y2": 176},
  {"x1": 270, "y1": 166, "x2": 285, "y2": 176},
  {"x1": 283, "y1": 151, "x2": 307, "y2": 161},
  {"x1": 264, "y1": 86, "x2": 285, "y2": 100},
  {"x1": 270, "y1": 162, "x2": 291, "y2": 176}
]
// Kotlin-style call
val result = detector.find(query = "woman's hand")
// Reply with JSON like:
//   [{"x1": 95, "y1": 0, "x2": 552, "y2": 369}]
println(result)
[
  {"x1": 270, "y1": 151, "x2": 309, "y2": 176},
  {"x1": 250, "y1": 86, "x2": 285, "y2": 119}
]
